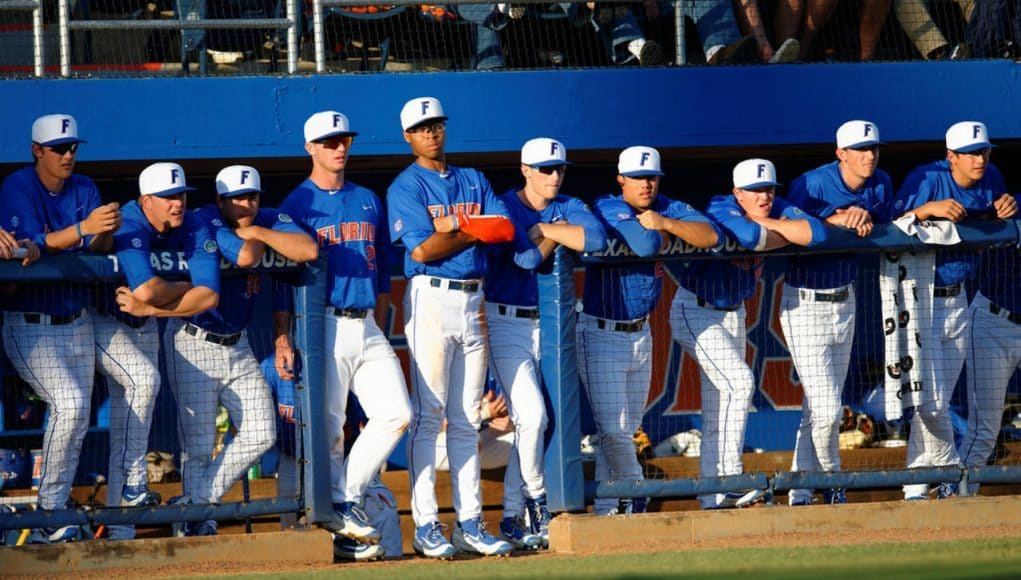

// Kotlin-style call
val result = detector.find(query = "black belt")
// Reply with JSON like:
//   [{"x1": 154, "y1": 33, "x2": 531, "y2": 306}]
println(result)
[
  {"x1": 596, "y1": 318, "x2": 646, "y2": 332},
  {"x1": 122, "y1": 317, "x2": 149, "y2": 329},
  {"x1": 990, "y1": 303, "x2": 1021, "y2": 325},
  {"x1": 334, "y1": 308, "x2": 369, "y2": 319},
  {"x1": 184, "y1": 323, "x2": 242, "y2": 347},
  {"x1": 696, "y1": 298, "x2": 740, "y2": 312},
  {"x1": 23, "y1": 309, "x2": 85, "y2": 325},
  {"x1": 429, "y1": 278, "x2": 480, "y2": 293},
  {"x1": 497, "y1": 304, "x2": 539, "y2": 320},
  {"x1": 800, "y1": 288, "x2": 849, "y2": 303},
  {"x1": 934, "y1": 283, "x2": 963, "y2": 298}
]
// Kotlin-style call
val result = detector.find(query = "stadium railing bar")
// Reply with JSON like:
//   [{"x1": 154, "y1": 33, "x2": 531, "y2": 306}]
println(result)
[
  {"x1": 0, "y1": 252, "x2": 330, "y2": 534},
  {"x1": 562, "y1": 219, "x2": 1021, "y2": 508}
]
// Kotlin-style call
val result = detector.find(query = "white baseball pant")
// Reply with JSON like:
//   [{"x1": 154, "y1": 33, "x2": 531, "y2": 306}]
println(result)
[
  {"x1": 780, "y1": 284, "x2": 854, "y2": 505},
  {"x1": 577, "y1": 312, "x2": 651, "y2": 516},
  {"x1": 961, "y1": 292, "x2": 1021, "y2": 494},
  {"x1": 405, "y1": 276, "x2": 489, "y2": 527},
  {"x1": 669, "y1": 287, "x2": 755, "y2": 509},
  {"x1": 164, "y1": 318, "x2": 276, "y2": 504},
  {"x1": 903, "y1": 291, "x2": 967, "y2": 498},
  {"x1": 435, "y1": 425, "x2": 514, "y2": 472},
  {"x1": 486, "y1": 302, "x2": 548, "y2": 519},
  {"x1": 3, "y1": 310, "x2": 94, "y2": 510},
  {"x1": 324, "y1": 309, "x2": 411, "y2": 504},
  {"x1": 93, "y1": 313, "x2": 161, "y2": 507}
]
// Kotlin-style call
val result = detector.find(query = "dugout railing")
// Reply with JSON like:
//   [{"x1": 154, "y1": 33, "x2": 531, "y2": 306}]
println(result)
[
  {"x1": 0, "y1": 252, "x2": 335, "y2": 536},
  {"x1": 561, "y1": 219, "x2": 1021, "y2": 509}
]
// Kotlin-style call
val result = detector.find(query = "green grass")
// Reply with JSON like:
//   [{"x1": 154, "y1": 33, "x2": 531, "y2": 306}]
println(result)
[{"x1": 227, "y1": 537, "x2": 1021, "y2": 579}]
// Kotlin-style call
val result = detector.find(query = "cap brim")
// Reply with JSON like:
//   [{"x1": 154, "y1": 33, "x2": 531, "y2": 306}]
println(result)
[
  {"x1": 218, "y1": 187, "x2": 262, "y2": 197},
  {"x1": 527, "y1": 160, "x2": 574, "y2": 167},
  {"x1": 620, "y1": 170, "x2": 665, "y2": 177},
  {"x1": 309, "y1": 130, "x2": 359, "y2": 143},
  {"x1": 404, "y1": 116, "x2": 449, "y2": 132},
  {"x1": 146, "y1": 185, "x2": 196, "y2": 197},
  {"x1": 737, "y1": 180, "x2": 781, "y2": 189},
  {"x1": 952, "y1": 142, "x2": 996, "y2": 153},
  {"x1": 842, "y1": 139, "x2": 884, "y2": 149},
  {"x1": 38, "y1": 137, "x2": 86, "y2": 146}
]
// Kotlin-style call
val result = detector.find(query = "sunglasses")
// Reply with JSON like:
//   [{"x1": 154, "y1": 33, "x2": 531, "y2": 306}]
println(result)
[
  {"x1": 46, "y1": 142, "x2": 79, "y2": 156},
  {"x1": 533, "y1": 165, "x2": 567, "y2": 175},
  {"x1": 407, "y1": 122, "x2": 446, "y2": 135},
  {"x1": 314, "y1": 135, "x2": 354, "y2": 150}
]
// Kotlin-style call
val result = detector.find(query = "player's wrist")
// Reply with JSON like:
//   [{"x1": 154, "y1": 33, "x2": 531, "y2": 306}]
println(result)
[{"x1": 76, "y1": 221, "x2": 86, "y2": 239}]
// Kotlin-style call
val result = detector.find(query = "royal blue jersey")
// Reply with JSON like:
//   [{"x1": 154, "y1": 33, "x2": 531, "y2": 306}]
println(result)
[
  {"x1": 101, "y1": 200, "x2": 220, "y2": 325},
  {"x1": 892, "y1": 160, "x2": 1010, "y2": 287},
  {"x1": 485, "y1": 189, "x2": 607, "y2": 307},
  {"x1": 977, "y1": 245, "x2": 1021, "y2": 313},
  {"x1": 275, "y1": 178, "x2": 391, "y2": 311},
  {"x1": 682, "y1": 194, "x2": 824, "y2": 308},
  {"x1": 187, "y1": 206, "x2": 280, "y2": 335},
  {"x1": 261, "y1": 354, "x2": 298, "y2": 457},
  {"x1": 0, "y1": 166, "x2": 101, "y2": 314},
  {"x1": 583, "y1": 193, "x2": 719, "y2": 320},
  {"x1": 387, "y1": 163, "x2": 510, "y2": 279},
  {"x1": 786, "y1": 161, "x2": 894, "y2": 289}
]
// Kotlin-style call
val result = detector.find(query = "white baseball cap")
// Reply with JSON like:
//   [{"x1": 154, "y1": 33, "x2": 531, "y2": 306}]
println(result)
[
  {"x1": 617, "y1": 146, "x2": 664, "y2": 177},
  {"x1": 521, "y1": 137, "x2": 572, "y2": 167},
  {"x1": 139, "y1": 162, "x2": 195, "y2": 197},
  {"x1": 304, "y1": 111, "x2": 358, "y2": 144},
  {"x1": 836, "y1": 120, "x2": 883, "y2": 149},
  {"x1": 733, "y1": 158, "x2": 781, "y2": 189},
  {"x1": 32, "y1": 114, "x2": 86, "y2": 146},
  {"x1": 400, "y1": 97, "x2": 448, "y2": 132},
  {"x1": 945, "y1": 121, "x2": 995, "y2": 153},
  {"x1": 215, "y1": 165, "x2": 262, "y2": 197}
]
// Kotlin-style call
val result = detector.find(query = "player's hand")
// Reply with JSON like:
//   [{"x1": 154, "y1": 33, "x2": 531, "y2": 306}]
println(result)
[
  {"x1": 924, "y1": 199, "x2": 967, "y2": 222},
  {"x1": 432, "y1": 215, "x2": 457, "y2": 234},
  {"x1": 115, "y1": 285, "x2": 150, "y2": 317},
  {"x1": 18, "y1": 240, "x2": 40, "y2": 266},
  {"x1": 528, "y1": 223, "x2": 546, "y2": 245},
  {"x1": 994, "y1": 193, "x2": 1017, "y2": 219},
  {"x1": 636, "y1": 210, "x2": 666, "y2": 231},
  {"x1": 487, "y1": 392, "x2": 509, "y2": 419},
  {"x1": 834, "y1": 206, "x2": 873, "y2": 237},
  {"x1": 234, "y1": 225, "x2": 263, "y2": 241},
  {"x1": 0, "y1": 227, "x2": 18, "y2": 260},
  {"x1": 83, "y1": 202, "x2": 122, "y2": 236},
  {"x1": 275, "y1": 338, "x2": 295, "y2": 380}
]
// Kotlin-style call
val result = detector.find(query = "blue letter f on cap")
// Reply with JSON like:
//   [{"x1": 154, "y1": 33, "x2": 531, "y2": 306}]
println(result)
[
  {"x1": 640, "y1": 152, "x2": 650, "y2": 166},
  {"x1": 757, "y1": 164, "x2": 766, "y2": 177},
  {"x1": 421, "y1": 100, "x2": 431, "y2": 115},
  {"x1": 170, "y1": 169, "x2": 180, "y2": 184},
  {"x1": 240, "y1": 170, "x2": 250, "y2": 184},
  {"x1": 61, "y1": 118, "x2": 71, "y2": 134}
]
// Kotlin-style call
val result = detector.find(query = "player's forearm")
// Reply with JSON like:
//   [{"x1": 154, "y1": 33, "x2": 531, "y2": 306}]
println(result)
[
  {"x1": 663, "y1": 219, "x2": 719, "y2": 249},
  {"x1": 760, "y1": 229, "x2": 791, "y2": 251},
  {"x1": 538, "y1": 223, "x2": 587, "y2": 252},
  {"x1": 88, "y1": 231, "x2": 115, "y2": 253},
  {"x1": 248, "y1": 227, "x2": 319, "y2": 263},
  {"x1": 767, "y1": 219, "x2": 814, "y2": 247},
  {"x1": 374, "y1": 293, "x2": 390, "y2": 331},
  {"x1": 139, "y1": 286, "x2": 219, "y2": 318},
  {"x1": 409, "y1": 231, "x2": 477, "y2": 263},
  {"x1": 235, "y1": 239, "x2": 269, "y2": 268},
  {"x1": 133, "y1": 277, "x2": 192, "y2": 306},
  {"x1": 43, "y1": 224, "x2": 84, "y2": 253}
]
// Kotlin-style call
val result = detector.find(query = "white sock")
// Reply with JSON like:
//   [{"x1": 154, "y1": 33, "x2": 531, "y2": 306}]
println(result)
[
  {"x1": 705, "y1": 44, "x2": 724, "y2": 61},
  {"x1": 628, "y1": 39, "x2": 647, "y2": 59}
]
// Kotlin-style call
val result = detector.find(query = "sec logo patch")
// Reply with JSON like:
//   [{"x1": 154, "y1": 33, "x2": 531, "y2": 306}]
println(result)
[
  {"x1": 10, "y1": 216, "x2": 18, "y2": 228},
  {"x1": 394, "y1": 219, "x2": 403, "y2": 232},
  {"x1": 132, "y1": 237, "x2": 143, "y2": 248},
  {"x1": 278, "y1": 213, "x2": 293, "y2": 223},
  {"x1": 212, "y1": 218, "x2": 223, "y2": 227},
  {"x1": 204, "y1": 240, "x2": 218, "y2": 253}
]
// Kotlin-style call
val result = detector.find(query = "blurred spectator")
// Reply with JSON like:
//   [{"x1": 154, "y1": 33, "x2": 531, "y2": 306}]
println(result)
[
  {"x1": 456, "y1": 4, "x2": 523, "y2": 69},
  {"x1": 755, "y1": 0, "x2": 892, "y2": 61},
  {"x1": 965, "y1": 0, "x2": 1020, "y2": 58},
  {"x1": 733, "y1": 0, "x2": 801, "y2": 62},
  {"x1": 893, "y1": 0, "x2": 971, "y2": 60}
]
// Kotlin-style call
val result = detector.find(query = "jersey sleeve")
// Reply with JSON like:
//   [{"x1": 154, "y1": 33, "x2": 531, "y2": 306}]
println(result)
[
  {"x1": 664, "y1": 198, "x2": 725, "y2": 252},
  {"x1": 274, "y1": 190, "x2": 313, "y2": 236},
  {"x1": 596, "y1": 196, "x2": 663, "y2": 258},
  {"x1": 565, "y1": 197, "x2": 609, "y2": 253},
  {"x1": 112, "y1": 219, "x2": 156, "y2": 290},
  {"x1": 786, "y1": 174, "x2": 837, "y2": 219},
  {"x1": 707, "y1": 196, "x2": 765, "y2": 251},
  {"x1": 891, "y1": 167, "x2": 934, "y2": 219},
  {"x1": 386, "y1": 176, "x2": 435, "y2": 253},
  {"x1": 0, "y1": 174, "x2": 47, "y2": 247},
  {"x1": 184, "y1": 215, "x2": 221, "y2": 294},
  {"x1": 776, "y1": 196, "x2": 827, "y2": 247},
  {"x1": 872, "y1": 171, "x2": 895, "y2": 222}
]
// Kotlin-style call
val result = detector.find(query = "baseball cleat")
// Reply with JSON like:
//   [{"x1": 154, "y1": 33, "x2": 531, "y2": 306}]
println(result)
[
  {"x1": 936, "y1": 482, "x2": 959, "y2": 499},
  {"x1": 122, "y1": 484, "x2": 162, "y2": 507},
  {"x1": 334, "y1": 535, "x2": 386, "y2": 561},
  {"x1": 498, "y1": 516, "x2": 541, "y2": 550},
  {"x1": 188, "y1": 520, "x2": 218, "y2": 537},
  {"x1": 525, "y1": 495, "x2": 552, "y2": 549},
  {"x1": 822, "y1": 489, "x2": 847, "y2": 505},
  {"x1": 452, "y1": 517, "x2": 513, "y2": 556},
  {"x1": 43, "y1": 525, "x2": 80, "y2": 543},
  {"x1": 329, "y1": 502, "x2": 381, "y2": 544},
  {"x1": 413, "y1": 521, "x2": 457, "y2": 560},
  {"x1": 789, "y1": 497, "x2": 813, "y2": 506},
  {"x1": 622, "y1": 497, "x2": 649, "y2": 514}
]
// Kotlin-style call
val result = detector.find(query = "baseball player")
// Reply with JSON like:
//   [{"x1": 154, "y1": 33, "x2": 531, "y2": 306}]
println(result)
[
  {"x1": 485, "y1": 137, "x2": 607, "y2": 548},
  {"x1": 137, "y1": 164, "x2": 314, "y2": 536},
  {"x1": 273, "y1": 111, "x2": 411, "y2": 548},
  {"x1": 387, "y1": 97, "x2": 518, "y2": 558},
  {"x1": 892, "y1": 121, "x2": 1016, "y2": 499},
  {"x1": 580, "y1": 146, "x2": 722, "y2": 516},
  {"x1": 674, "y1": 158, "x2": 826, "y2": 510},
  {"x1": 782, "y1": 121, "x2": 892, "y2": 506},
  {"x1": 0, "y1": 114, "x2": 114, "y2": 543}
]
